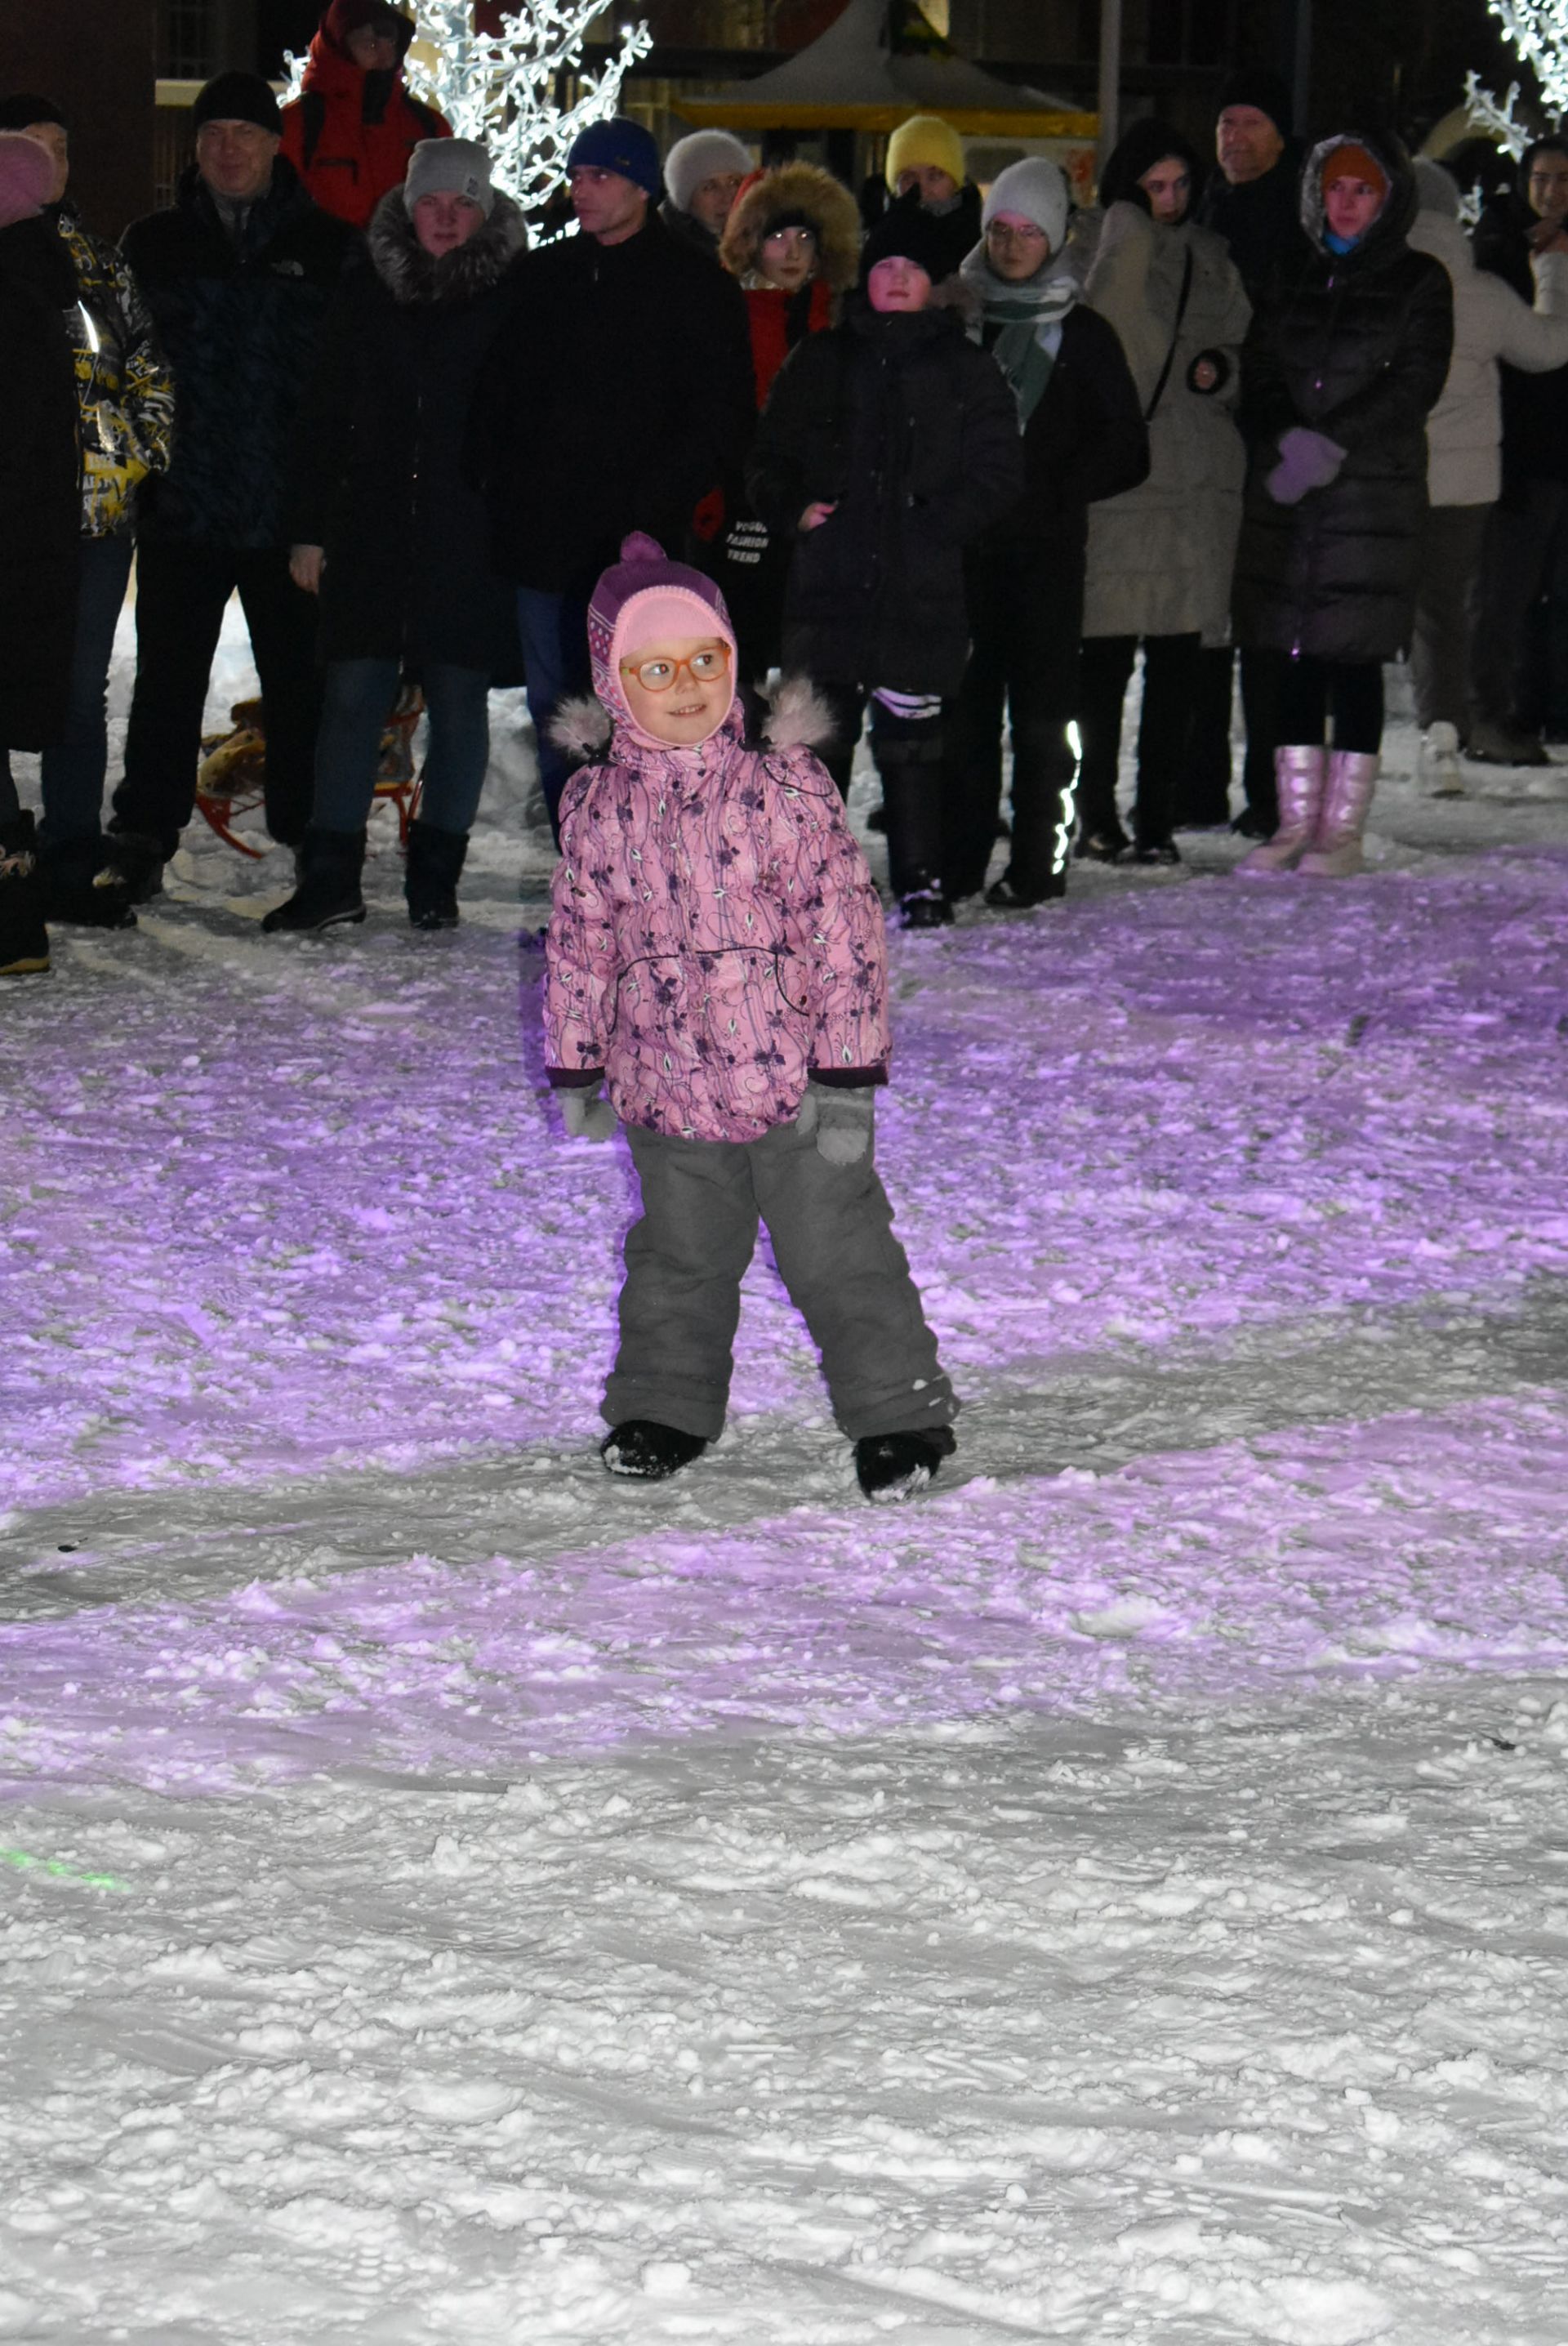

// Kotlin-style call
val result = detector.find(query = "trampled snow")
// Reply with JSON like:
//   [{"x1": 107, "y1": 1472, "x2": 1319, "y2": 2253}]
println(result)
[{"x1": 2, "y1": 604, "x2": 1567, "y2": 2341}]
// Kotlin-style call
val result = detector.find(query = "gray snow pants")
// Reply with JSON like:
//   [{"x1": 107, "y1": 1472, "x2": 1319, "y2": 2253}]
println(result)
[{"x1": 608, "y1": 1115, "x2": 959, "y2": 1443}]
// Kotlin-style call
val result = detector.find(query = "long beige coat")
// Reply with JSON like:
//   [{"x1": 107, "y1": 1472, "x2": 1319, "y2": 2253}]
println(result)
[{"x1": 1080, "y1": 202, "x2": 1250, "y2": 642}]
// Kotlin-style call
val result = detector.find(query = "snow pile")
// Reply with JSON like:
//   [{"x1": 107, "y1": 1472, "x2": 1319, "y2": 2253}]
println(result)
[{"x1": 2, "y1": 609, "x2": 1568, "y2": 2339}]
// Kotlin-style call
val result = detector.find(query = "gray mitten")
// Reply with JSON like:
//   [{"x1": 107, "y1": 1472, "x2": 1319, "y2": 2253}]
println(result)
[
  {"x1": 1265, "y1": 426, "x2": 1346, "y2": 505},
  {"x1": 795, "y1": 1082, "x2": 875, "y2": 1166},
  {"x1": 560, "y1": 1082, "x2": 617, "y2": 1143}
]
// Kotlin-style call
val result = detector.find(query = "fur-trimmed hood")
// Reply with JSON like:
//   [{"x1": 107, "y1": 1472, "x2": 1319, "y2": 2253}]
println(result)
[
  {"x1": 550, "y1": 674, "x2": 839, "y2": 765},
  {"x1": 720, "y1": 162, "x2": 862, "y2": 293},
  {"x1": 368, "y1": 183, "x2": 527, "y2": 305},
  {"x1": 1299, "y1": 131, "x2": 1416, "y2": 263}
]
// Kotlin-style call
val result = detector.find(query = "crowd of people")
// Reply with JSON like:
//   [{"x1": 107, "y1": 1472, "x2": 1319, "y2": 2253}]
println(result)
[
  {"x1": 4, "y1": 14, "x2": 1568, "y2": 1490},
  {"x1": 6, "y1": 24, "x2": 1568, "y2": 969}
]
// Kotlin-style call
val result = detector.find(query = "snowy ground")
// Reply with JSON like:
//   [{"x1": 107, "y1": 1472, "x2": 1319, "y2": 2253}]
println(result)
[{"x1": 3, "y1": 603, "x2": 1568, "y2": 2342}]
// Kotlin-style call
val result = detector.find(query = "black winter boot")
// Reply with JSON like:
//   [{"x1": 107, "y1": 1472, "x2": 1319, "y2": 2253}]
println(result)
[
  {"x1": 404, "y1": 818, "x2": 469, "y2": 930},
  {"x1": 601, "y1": 1421, "x2": 710, "y2": 1480},
  {"x1": 102, "y1": 827, "x2": 166, "y2": 903},
  {"x1": 261, "y1": 827, "x2": 367, "y2": 934},
  {"x1": 39, "y1": 838, "x2": 138, "y2": 930},
  {"x1": 0, "y1": 813, "x2": 50, "y2": 977},
  {"x1": 854, "y1": 1425, "x2": 956, "y2": 1504},
  {"x1": 874, "y1": 723, "x2": 951, "y2": 927}
]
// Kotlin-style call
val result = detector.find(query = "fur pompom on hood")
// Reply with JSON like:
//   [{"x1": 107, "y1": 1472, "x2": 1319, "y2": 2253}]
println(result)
[
  {"x1": 550, "y1": 676, "x2": 840, "y2": 761},
  {"x1": 720, "y1": 161, "x2": 862, "y2": 294},
  {"x1": 368, "y1": 184, "x2": 527, "y2": 305}
]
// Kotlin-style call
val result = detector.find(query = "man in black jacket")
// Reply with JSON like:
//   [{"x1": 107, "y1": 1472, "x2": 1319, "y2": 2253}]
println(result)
[
  {"x1": 470, "y1": 116, "x2": 753, "y2": 838},
  {"x1": 1186, "y1": 68, "x2": 1309, "y2": 836},
  {"x1": 109, "y1": 73, "x2": 359, "y2": 884}
]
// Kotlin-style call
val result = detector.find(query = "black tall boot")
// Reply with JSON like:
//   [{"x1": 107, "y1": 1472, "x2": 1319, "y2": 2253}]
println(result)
[
  {"x1": 872, "y1": 722, "x2": 952, "y2": 928},
  {"x1": 0, "y1": 812, "x2": 50, "y2": 977},
  {"x1": 404, "y1": 818, "x2": 469, "y2": 930},
  {"x1": 261, "y1": 827, "x2": 367, "y2": 934}
]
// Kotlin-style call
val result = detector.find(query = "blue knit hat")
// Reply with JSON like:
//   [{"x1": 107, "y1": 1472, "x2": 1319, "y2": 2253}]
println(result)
[{"x1": 565, "y1": 115, "x2": 662, "y2": 200}]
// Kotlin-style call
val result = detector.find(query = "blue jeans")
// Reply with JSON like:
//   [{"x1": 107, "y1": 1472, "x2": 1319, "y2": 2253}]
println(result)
[
  {"x1": 515, "y1": 586, "x2": 590, "y2": 839},
  {"x1": 0, "y1": 534, "x2": 134, "y2": 871},
  {"x1": 312, "y1": 660, "x2": 491, "y2": 834}
]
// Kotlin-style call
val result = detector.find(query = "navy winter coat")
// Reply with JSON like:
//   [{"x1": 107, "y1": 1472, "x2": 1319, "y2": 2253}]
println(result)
[
  {"x1": 470, "y1": 212, "x2": 755, "y2": 599},
  {"x1": 746, "y1": 294, "x2": 1022, "y2": 694},
  {"x1": 286, "y1": 189, "x2": 526, "y2": 676},
  {"x1": 1232, "y1": 134, "x2": 1453, "y2": 664},
  {"x1": 122, "y1": 159, "x2": 359, "y2": 550}
]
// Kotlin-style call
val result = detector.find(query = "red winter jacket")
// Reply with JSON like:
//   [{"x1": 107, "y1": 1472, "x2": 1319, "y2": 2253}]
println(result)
[{"x1": 279, "y1": 28, "x2": 450, "y2": 230}]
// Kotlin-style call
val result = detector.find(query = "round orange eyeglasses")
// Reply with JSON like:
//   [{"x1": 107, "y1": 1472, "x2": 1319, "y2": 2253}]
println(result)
[{"x1": 619, "y1": 645, "x2": 732, "y2": 694}]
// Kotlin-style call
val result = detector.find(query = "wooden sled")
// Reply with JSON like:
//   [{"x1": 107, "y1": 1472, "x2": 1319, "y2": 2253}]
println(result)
[{"x1": 194, "y1": 684, "x2": 426, "y2": 857}]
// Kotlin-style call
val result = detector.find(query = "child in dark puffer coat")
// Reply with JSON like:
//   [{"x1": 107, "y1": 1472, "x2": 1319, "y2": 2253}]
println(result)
[{"x1": 544, "y1": 533, "x2": 958, "y2": 1502}]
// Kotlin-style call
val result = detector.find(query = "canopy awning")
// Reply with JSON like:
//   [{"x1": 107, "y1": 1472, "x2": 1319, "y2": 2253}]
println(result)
[{"x1": 675, "y1": 0, "x2": 1096, "y2": 140}]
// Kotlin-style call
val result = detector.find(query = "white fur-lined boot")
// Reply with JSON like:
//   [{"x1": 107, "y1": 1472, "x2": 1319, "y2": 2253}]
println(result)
[
  {"x1": 1299, "y1": 749, "x2": 1379, "y2": 877},
  {"x1": 1236, "y1": 745, "x2": 1326, "y2": 875}
]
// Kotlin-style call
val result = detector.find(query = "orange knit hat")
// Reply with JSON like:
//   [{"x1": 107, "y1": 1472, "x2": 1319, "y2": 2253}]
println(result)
[{"x1": 1321, "y1": 141, "x2": 1388, "y2": 198}]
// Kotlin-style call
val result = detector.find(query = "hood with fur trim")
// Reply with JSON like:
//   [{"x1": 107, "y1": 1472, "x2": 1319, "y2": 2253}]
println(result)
[
  {"x1": 1300, "y1": 130, "x2": 1416, "y2": 261},
  {"x1": 368, "y1": 183, "x2": 527, "y2": 304},
  {"x1": 719, "y1": 161, "x2": 862, "y2": 294}
]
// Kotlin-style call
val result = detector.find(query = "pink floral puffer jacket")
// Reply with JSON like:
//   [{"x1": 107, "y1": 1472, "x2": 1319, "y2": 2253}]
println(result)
[{"x1": 545, "y1": 681, "x2": 890, "y2": 1144}]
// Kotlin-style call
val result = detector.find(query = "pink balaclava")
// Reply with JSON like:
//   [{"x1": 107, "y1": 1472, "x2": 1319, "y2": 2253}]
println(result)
[
  {"x1": 0, "y1": 132, "x2": 56, "y2": 230},
  {"x1": 586, "y1": 532, "x2": 738, "y2": 750}
]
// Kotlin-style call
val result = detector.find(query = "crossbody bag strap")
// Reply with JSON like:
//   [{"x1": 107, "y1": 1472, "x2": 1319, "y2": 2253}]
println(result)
[{"x1": 1143, "y1": 243, "x2": 1195, "y2": 423}]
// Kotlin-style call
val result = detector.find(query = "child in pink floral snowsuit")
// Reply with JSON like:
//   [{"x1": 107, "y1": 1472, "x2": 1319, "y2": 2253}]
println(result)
[{"x1": 545, "y1": 532, "x2": 957, "y2": 1502}]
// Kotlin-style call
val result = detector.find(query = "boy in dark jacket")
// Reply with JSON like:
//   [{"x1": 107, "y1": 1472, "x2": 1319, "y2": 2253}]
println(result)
[
  {"x1": 946, "y1": 158, "x2": 1148, "y2": 907},
  {"x1": 746, "y1": 205, "x2": 1022, "y2": 926},
  {"x1": 280, "y1": 1, "x2": 450, "y2": 232}
]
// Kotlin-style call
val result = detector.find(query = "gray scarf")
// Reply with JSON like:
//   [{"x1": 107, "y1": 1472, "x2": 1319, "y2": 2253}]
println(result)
[{"x1": 960, "y1": 244, "x2": 1080, "y2": 426}]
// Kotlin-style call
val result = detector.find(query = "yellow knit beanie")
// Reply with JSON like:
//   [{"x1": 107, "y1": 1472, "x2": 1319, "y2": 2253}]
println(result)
[{"x1": 884, "y1": 114, "x2": 965, "y2": 193}]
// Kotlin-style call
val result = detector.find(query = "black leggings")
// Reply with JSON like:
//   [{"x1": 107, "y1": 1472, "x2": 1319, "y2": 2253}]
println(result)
[{"x1": 1275, "y1": 654, "x2": 1383, "y2": 753}]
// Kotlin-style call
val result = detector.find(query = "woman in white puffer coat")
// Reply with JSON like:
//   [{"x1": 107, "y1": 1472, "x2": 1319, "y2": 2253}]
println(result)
[{"x1": 1405, "y1": 157, "x2": 1568, "y2": 789}]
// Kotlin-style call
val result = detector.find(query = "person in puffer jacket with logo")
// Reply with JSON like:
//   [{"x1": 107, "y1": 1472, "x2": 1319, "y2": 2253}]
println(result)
[
  {"x1": 0, "y1": 94, "x2": 175, "y2": 930},
  {"x1": 544, "y1": 532, "x2": 958, "y2": 1503}
]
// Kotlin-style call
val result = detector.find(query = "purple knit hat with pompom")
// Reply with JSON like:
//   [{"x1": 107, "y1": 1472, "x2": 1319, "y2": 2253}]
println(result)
[{"x1": 586, "y1": 533, "x2": 736, "y2": 727}]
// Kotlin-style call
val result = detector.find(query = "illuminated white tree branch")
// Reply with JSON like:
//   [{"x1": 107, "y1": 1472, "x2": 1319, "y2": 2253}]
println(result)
[{"x1": 1468, "y1": 0, "x2": 1568, "y2": 158}]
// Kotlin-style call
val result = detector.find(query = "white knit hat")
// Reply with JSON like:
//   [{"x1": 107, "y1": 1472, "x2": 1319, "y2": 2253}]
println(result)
[
  {"x1": 664, "y1": 129, "x2": 751, "y2": 215},
  {"x1": 981, "y1": 157, "x2": 1070, "y2": 254}
]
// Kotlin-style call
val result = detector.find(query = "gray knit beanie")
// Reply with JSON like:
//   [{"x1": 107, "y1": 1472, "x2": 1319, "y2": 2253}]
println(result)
[
  {"x1": 664, "y1": 130, "x2": 751, "y2": 215},
  {"x1": 405, "y1": 136, "x2": 495, "y2": 217},
  {"x1": 981, "y1": 157, "x2": 1070, "y2": 252}
]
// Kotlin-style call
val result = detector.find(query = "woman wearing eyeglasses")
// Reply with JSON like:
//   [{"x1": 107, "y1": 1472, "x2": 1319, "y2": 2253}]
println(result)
[
  {"x1": 943, "y1": 159, "x2": 1148, "y2": 908},
  {"x1": 710, "y1": 163, "x2": 862, "y2": 687},
  {"x1": 1075, "y1": 119, "x2": 1250, "y2": 865}
]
